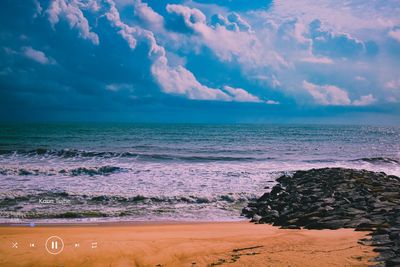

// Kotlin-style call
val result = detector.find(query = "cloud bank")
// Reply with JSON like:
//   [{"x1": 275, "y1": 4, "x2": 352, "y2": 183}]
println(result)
[{"x1": 0, "y1": 0, "x2": 399, "y2": 123}]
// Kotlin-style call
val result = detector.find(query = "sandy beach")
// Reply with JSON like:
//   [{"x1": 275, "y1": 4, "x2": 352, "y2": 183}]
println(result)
[{"x1": 0, "y1": 221, "x2": 375, "y2": 267}]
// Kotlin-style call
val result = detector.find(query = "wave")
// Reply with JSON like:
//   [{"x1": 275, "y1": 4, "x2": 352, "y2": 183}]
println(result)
[
  {"x1": 0, "y1": 191, "x2": 256, "y2": 219},
  {"x1": 65, "y1": 166, "x2": 123, "y2": 176},
  {"x1": 0, "y1": 148, "x2": 270, "y2": 162},
  {"x1": 0, "y1": 148, "x2": 135, "y2": 158},
  {"x1": 0, "y1": 165, "x2": 124, "y2": 176},
  {"x1": 355, "y1": 157, "x2": 400, "y2": 165},
  {"x1": 3, "y1": 148, "x2": 398, "y2": 165},
  {"x1": 0, "y1": 191, "x2": 256, "y2": 205}
]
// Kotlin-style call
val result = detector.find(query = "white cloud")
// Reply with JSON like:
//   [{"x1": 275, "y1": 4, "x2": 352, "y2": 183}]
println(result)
[
  {"x1": 383, "y1": 80, "x2": 400, "y2": 103},
  {"x1": 309, "y1": 20, "x2": 366, "y2": 58},
  {"x1": 264, "y1": 0, "x2": 400, "y2": 32},
  {"x1": 106, "y1": 83, "x2": 133, "y2": 92},
  {"x1": 211, "y1": 13, "x2": 252, "y2": 32},
  {"x1": 251, "y1": 74, "x2": 281, "y2": 88},
  {"x1": 386, "y1": 96, "x2": 398, "y2": 103},
  {"x1": 133, "y1": 0, "x2": 164, "y2": 30},
  {"x1": 243, "y1": 1, "x2": 400, "y2": 107},
  {"x1": 132, "y1": 2, "x2": 400, "y2": 107},
  {"x1": 389, "y1": 28, "x2": 400, "y2": 42},
  {"x1": 202, "y1": 26, "x2": 265, "y2": 65},
  {"x1": 385, "y1": 80, "x2": 400, "y2": 90},
  {"x1": 270, "y1": 75, "x2": 281, "y2": 88},
  {"x1": 303, "y1": 81, "x2": 377, "y2": 106},
  {"x1": 277, "y1": 19, "x2": 310, "y2": 45},
  {"x1": 303, "y1": 80, "x2": 351, "y2": 105},
  {"x1": 165, "y1": 4, "x2": 287, "y2": 71},
  {"x1": 151, "y1": 59, "x2": 230, "y2": 100},
  {"x1": 104, "y1": 0, "x2": 223, "y2": 100},
  {"x1": 46, "y1": 0, "x2": 99, "y2": 45},
  {"x1": 353, "y1": 94, "x2": 376, "y2": 106},
  {"x1": 355, "y1": 76, "x2": 366, "y2": 81},
  {"x1": 226, "y1": 13, "x2": 252, "y2": 32},
  {"x1": 266, "y1": 100, "x2": 280, "y2": 105},
  {"x1": 293, "y1": 21, "x2": 309, "y2": 44},
  {"x1": 77, "y1": 0, "x2": 100, "y2": 12},
  {"x1": 104, "y1": 0, "x2": 138, "y2": 49},
  {"x1": 22, "y1": 47, "x2": 54, "y2": 65},
  {"x1": 33, "y1": 0, "x2": 42, "y2": 18},
  {"x1": 103, "y1": 0, "x2": 259, "y2": 102},
  {"x1": 223, "y1": 86, "x2": 261, "y2": 102},
  {"x1": 166, "y1": 4, "x2": 206, "y2": 31},
  {"x1": 106, "y1": 1, "x2": 218, "y2": 100},
  {"x1": 104, "y1": 0, "x2": 164, "y2": 55},
  {"x1": 300, "y1": 56, "x2": 333, "y2": 64},
  {"x1": 40, "y1": 0, "x2": 397, "y2": 108}
]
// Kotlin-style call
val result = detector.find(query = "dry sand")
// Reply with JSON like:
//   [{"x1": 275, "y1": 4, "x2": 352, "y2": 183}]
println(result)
[{"x1": 0, "y1": 221, "x2": 376, "y2": 267}]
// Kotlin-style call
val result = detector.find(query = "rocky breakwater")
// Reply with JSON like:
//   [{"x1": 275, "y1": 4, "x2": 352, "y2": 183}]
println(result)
[{"x1": 242, "y1": 168, "x2": 400, "y2": 266}]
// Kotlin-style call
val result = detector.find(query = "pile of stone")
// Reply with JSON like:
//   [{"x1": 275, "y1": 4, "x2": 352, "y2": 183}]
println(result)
[{"x1": 242, "y1": 168, "x2": 400, "y2": 266}]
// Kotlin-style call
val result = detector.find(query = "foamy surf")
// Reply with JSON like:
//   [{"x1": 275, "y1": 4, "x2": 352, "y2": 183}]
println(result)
[{"x1": 0, "y1": 124, "x2": 399, "y2": 222}]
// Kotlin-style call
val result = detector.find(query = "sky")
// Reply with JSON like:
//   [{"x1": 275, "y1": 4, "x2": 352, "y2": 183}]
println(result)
[{"x1": 0, "y1": 0, "x2": 399, "y2": 124}]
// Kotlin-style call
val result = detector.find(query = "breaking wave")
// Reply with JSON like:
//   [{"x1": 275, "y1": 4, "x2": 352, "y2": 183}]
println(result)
[
  {"x1": 355, "y1": 157, "x2": 400, "y2": 165},
  {"x1": 0, "y1": 148, "x2": 271, "y2": 162},
  {"x1": 0, "y1": 166, "x2": 125, "y2": 176},
  {"x1": 0, "y1": 191, "x2": 257, "y2": 220}
]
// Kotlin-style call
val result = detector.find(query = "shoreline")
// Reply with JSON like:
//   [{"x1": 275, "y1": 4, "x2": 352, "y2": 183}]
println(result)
[
  {"x1": 0, "y1": 221, "x2": 375, "y2": 266},
  {"x1": 0, "y1": 219, "x2": 246, "y2": 227}
]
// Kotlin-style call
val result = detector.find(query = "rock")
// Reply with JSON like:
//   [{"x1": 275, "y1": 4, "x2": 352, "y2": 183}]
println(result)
[
  {"x1": 270, "y1": 185, "x2": 283, "y2": 195},
  {"x1": 373, "y1": 246, "x2": 393, "y2": 252},
  {"x1": 280, "y1": 225, "x2": 301, "y2": 229},
  {"x1": 389, "y1": 231, "x2": 400, "y2": 240},
  {"x1": 387, "y1": 257, "x2": 400, "y2": 267},
  {"x1": 356, "y1": 218, "x2": 373, "y2": 227},
  {"x1": 269, "y1": 210, "x2": 279, "y2": 218},
  {"x1": 251, "y1": 214, "x2": 262, "y2": 223},
  {"x1": 372, "y1": 234, "x2": 394, "y2": 246},
  {"x1": 241, "y1": 207, "x2": 254, "y2": 216},
  {"x1": 355, "y1": 226, "x2": 375, "y2": 232},
  {"x1": 319, "y1": 219, "x2": 350, "y2": 229},
  {"x1": 358, "y1": 238, "x2": 373, "y2": 246}
]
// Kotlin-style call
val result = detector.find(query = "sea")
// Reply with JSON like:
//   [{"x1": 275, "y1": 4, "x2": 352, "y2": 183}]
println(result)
[{"x1": 0, "y1": 123, "x2": 399, "y2": 223}]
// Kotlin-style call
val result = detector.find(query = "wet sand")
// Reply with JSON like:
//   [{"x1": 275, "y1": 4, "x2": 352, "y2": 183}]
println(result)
[{"x1": 0, "y1": 221, "x2": 376, "y2": 266}]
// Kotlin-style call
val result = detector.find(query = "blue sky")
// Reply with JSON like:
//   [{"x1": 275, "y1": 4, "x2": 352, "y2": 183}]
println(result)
[{"x1": 0, "y1": 0, "x2": 399, "y2": 124}]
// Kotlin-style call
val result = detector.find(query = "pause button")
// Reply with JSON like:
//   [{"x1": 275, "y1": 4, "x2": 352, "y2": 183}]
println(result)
[{"x1": 45, "y1": 236, "x2": 64, "y2": 255}]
